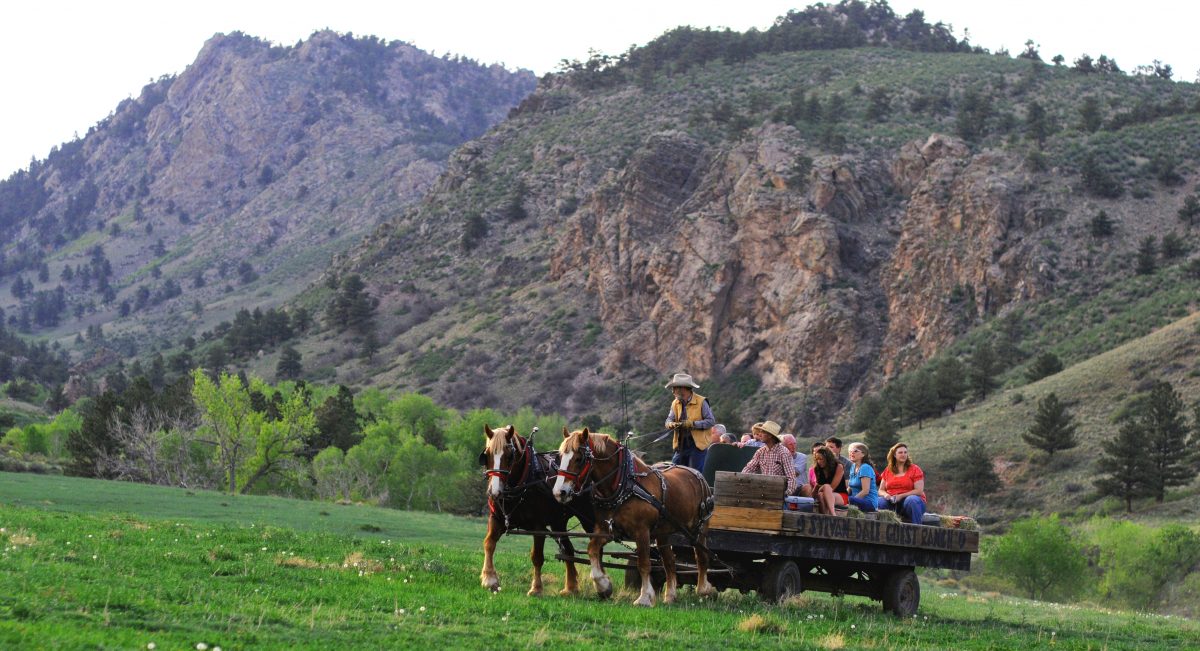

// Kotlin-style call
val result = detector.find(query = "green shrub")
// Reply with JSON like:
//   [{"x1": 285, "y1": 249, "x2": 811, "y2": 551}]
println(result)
[{"x1": 985, "y1": 514, "x2": 1089, "y2": 601}]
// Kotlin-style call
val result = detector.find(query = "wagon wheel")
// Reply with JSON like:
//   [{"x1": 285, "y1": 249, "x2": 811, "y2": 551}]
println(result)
[
  {"x1": 881, "y1": 568, "x2": 920, "y2": 617},
  {"x1": 759, "y1": 560, "x2": 802, "y2": 604}
]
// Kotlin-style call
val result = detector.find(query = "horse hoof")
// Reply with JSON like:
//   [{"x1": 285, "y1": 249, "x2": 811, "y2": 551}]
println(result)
[
  {"x1": 559, "y1": 587, "x2": 579, "y2": 597},
  {"x1": 634, "y1": 596, "x2": 654, "y2": 607},
  {"x1": 482, "y1": 576, "x2": 500, "y2": 592},
  {"x1": 595, "y1": 576, "x2": 613, "y2": 599}
]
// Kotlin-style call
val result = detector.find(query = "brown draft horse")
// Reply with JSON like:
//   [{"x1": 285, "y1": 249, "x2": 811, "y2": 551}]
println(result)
[
  {"x1": 479, "y1": 424, "x2": 595, "y2": 596},
  {"x1": 552, "y1": 427, "x2": 716, "y2": 607}
]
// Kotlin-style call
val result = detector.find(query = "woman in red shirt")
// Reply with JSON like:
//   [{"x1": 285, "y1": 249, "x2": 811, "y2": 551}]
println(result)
[{"x1": 877, "y1": 442, "x2": 927, "y2": 524}]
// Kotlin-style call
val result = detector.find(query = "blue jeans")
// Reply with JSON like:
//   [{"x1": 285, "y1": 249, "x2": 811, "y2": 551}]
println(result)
[
  {"x1": 672, "y1": 446, "x2": 707, "y2": 472},
  {"x1": 877, "y1": 495, "x2": 926, "y2": 523},
  {"x1": 849, "y1": 495, "x2": 877, "y2": 512}
]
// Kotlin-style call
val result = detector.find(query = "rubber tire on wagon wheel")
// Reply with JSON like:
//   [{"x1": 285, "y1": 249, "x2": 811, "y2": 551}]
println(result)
[
  {"x1": 759, "y1": 560, "x2": 802, "y2": 604},
  {"x1": 882, "y1": 568, "x2": 920, "y2": 617}
]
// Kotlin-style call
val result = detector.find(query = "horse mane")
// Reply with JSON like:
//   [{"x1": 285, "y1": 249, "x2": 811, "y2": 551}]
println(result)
[
  {"x1": 560, "y1": 429, "x2": 618, "y2": 455},
  {"x1": 484, "y1": 425, "x2": 516, "y2": 456}
]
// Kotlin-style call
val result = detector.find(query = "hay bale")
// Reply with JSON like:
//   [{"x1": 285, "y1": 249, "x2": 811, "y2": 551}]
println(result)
[
  {"x1": 846, "y1": 505, "x2": 865, "y2": 519},
  {"x1": 876, "y1": 510, "x2": 902, "y2": 524},
  {"x1": 939, "y1": 515, "x2": 979, "y2": 530}
]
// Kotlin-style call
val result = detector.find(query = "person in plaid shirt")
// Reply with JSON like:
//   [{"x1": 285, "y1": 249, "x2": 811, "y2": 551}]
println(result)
[{"x1": 740, "y1": 420, "x2": 797, "y2": 495}]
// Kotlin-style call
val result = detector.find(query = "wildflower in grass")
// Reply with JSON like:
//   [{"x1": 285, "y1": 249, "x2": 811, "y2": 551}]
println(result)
[
  {"x1": 196, "y1": 644, "x2": 208, "y2": 650},
  {"x1": 147, "y1": 643, "x2": 156, "y2": 650},
  {"x1": 398, "y1": 608, "x2": 405, "y2": 614},
  {"x1": 419, "y1": 606, "x2": 426, "y2": 612}
]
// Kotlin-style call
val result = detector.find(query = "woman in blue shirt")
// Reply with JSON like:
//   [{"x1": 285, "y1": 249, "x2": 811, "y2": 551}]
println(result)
[{"x1": 847, "y1": 442, "x2": 877, "y2": 512}]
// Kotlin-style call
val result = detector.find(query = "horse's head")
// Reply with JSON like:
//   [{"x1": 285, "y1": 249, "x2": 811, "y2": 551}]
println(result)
[
  {"x1": 553, "y1": 426, "x2": 613, "y2": 503},
  {"x1": 481, "y1": 424, "x2": 525, "y2": 498}
]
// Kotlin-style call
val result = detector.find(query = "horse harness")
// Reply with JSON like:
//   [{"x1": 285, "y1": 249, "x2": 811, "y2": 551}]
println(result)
[
  {"x1": 480, "y1": 437, "x2": 588, "y2": 538},
  {"x1": 558, "y1": 437, "x2": 714, "y2": 548}
]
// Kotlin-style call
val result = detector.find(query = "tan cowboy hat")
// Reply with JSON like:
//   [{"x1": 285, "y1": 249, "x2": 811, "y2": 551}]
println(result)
[
  {"x1": 664, "y1": 373, "x2": 700, "y2": 389},
  {"x1": 752, "y1": 420, "x2": 782, "y2": 442}
]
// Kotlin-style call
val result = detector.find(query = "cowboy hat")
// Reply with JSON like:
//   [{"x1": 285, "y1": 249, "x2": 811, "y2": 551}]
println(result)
[
  {"x1": 752, "y1": 420, "x2": 782, "y2": 442},
  {"x1": 664, "y1": 373, "x2": 700, "y2": 389}
]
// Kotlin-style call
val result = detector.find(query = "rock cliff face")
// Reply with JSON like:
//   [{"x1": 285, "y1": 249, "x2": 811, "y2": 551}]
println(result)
[{"x1": 545, "y1": 129, "x2": 1045, "y2": 415}]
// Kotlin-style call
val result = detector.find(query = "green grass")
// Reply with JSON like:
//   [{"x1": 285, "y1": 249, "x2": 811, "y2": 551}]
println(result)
[
  {"x1": 0, "y1": 472, "x2": 479, "y2": 548},
  {"x1": 2, "y1": 472, "x2": 1197, "y2": 649}
]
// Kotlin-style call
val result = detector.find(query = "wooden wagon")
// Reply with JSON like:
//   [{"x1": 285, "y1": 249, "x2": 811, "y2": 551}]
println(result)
[{"x1": 512, "y1": 447, "x2": 978, "y2": 615}]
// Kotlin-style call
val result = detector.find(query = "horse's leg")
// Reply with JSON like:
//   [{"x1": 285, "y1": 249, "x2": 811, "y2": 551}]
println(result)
[
  {"x1": 588, "y1": 523, "x2": 613, "y2": 599},
  {"x1": 657, "y1": 535, "x2": 677, "y2": 604},
  {"x1": 557, "y1": 534, "x2": 580, "y2": 596},
  {"x1": 633, "y1": 528, "x2": 656, "y2": 607},
  {"x1": 480, "y1": 514, "x2": 503, "y2": 592},
  {"x1": 694, "y1": 530, "x2": 716, "y2": 598},
  {"x1": 528, "y1": 534, "x2": 546, "y2": 596}
]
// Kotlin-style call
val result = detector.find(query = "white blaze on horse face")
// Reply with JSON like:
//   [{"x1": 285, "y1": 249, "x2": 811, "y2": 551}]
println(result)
[
  {"x1": 487, "y1": 452, "x2": 503, "y2": 497},
  {"x1": 552, "y1": 450, "x2": 574, "y2": 501}
]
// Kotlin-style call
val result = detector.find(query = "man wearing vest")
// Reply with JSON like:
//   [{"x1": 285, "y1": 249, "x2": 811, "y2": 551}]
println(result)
[{"x1": 664, "y1": 373, "x2": 716, "y2": 471}]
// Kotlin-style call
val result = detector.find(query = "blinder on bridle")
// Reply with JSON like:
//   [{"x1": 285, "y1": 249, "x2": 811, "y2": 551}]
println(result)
[
  {"x1": 481, "y1": 432, "x2": 528, "y2": 483},
  {"x1": 555, "y1": 435, "x2": 595, "y2": 492}
]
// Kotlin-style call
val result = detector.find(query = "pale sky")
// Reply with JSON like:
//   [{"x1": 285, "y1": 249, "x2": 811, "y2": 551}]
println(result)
[{"x1": 3, "y1": 1, "x2": 1197, "y2": 178}]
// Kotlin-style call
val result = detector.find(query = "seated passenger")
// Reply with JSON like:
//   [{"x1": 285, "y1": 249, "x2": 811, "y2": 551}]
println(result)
[
  {"x1": 779, "y1": 433, "x2": 808, "y2": 495},
  {"x1": 876, "y1": 442, "x2": 927, "y2": 524},
  {"x1": 739, "y1": 433, "x2": 764, "y2": 448},
  {"x1": 719, "y1": 432, "x2": 738, "y2": 444},
  {"x1": 846, "y1": 442, "x2": 878, "y2": 513},
  {"x1": 796, "y1": 441, "x2": 825, "y2": 497},
  {"x1": 739, "y1": 421, "x2": 796, "y2": 495},
  {"x1": 811, "y1": 447, "x2": 848, "y2": 516}
]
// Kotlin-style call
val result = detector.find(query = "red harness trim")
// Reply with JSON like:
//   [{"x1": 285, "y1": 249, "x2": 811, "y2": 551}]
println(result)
[{"x1": 556, "y1": 439, "x2": 593, "y2": 487}]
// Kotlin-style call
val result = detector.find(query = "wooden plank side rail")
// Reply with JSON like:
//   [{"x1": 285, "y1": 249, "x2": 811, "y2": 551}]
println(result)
[
  {"x1": 714, "y1": 471, "x2": 786, "y2": 507},
  {"x1": 708, "y1": 511, "x2": 979, "y2": 554}
]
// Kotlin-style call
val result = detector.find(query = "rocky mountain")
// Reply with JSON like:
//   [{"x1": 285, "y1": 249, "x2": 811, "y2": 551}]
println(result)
[
  {"x1": 0, "y1": 30, "x2": 535, "y2": 362},
  {"x1": 6, "y1": 3, "x2": 1200, "y2": 442},
  {"x1": 317, "y1": 6, "x2": 1199, "y2": 435}
]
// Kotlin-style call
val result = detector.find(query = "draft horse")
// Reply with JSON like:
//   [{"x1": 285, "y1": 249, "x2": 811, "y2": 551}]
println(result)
[
  {"x1": 479, "y1": 424, "x2": 595, "y2": 596},
  {"x1": 552, "y1": 427, "x2": 717, "y2": 607}
]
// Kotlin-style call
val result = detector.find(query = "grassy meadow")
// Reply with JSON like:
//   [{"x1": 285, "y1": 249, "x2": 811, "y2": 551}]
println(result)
[{"x1": 2, "y1": 473, "x2": 1198, "y2": 649}]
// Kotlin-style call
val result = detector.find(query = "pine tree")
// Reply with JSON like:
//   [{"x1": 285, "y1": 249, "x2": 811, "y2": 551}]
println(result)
[
  {"x1": 1089, "y1": 210, "x2": 1115, "y2": 237},
  {"x1": 1135, "y1": 236, "x2": 1157, "y2": 275},
  {"x1": 933, "y1": 357, "x2": 966, "y2": 413},
  {"x1": 1023, "y1": 393, "x2": 1079, "y2": 456},
  {"x1": 1078, "y1": 96, "x2": 1102, "y2": 133},
  {"x1": 1026, "y1": 351, "x2": 1064, "y2": 382},
  {"x1": 1141, "y1": 381, "x2": 1192, "y2": 502},
  {"x1": 865, "y1": 408, "x2": 900, "y2": 454},
  {"x1": 1024, "y1": 100, "x2": 1049, "y2": 148},
  {"x1": 967, "y1": 341, "x2": 999, "y2": 400},
  {"x1": 1094, "y1": 420, "x2": 1154, "y2": 512},
  {"x1": 1160, "y1": 232, "x2": 1187, "y2": 259},
  {"x1": 276, "y1": 346, "x2": 303, "y2": 381},
  {"x1": 902, "y1": 370, "x2": 938, "y2": 428},
  {"x1": 1178, "y1": 195, "x2": 1200, "y2": 226},
  {"x1": 947, "y1": 436, "x2": 1002, "y2": 498}
]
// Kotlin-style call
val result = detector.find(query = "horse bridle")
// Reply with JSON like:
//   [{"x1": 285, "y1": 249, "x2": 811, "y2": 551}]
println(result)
[
  {"x1": 481, "y1": 432, "x2": 531, "y2": 488},
  {"x1": 556, "y1": 435, "x2": 632, "y2": 503}
]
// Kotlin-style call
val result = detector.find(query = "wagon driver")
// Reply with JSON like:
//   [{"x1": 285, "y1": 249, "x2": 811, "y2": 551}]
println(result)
[{"x1": 664, "y1": 373, "x2": 716, "y2": 471}]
